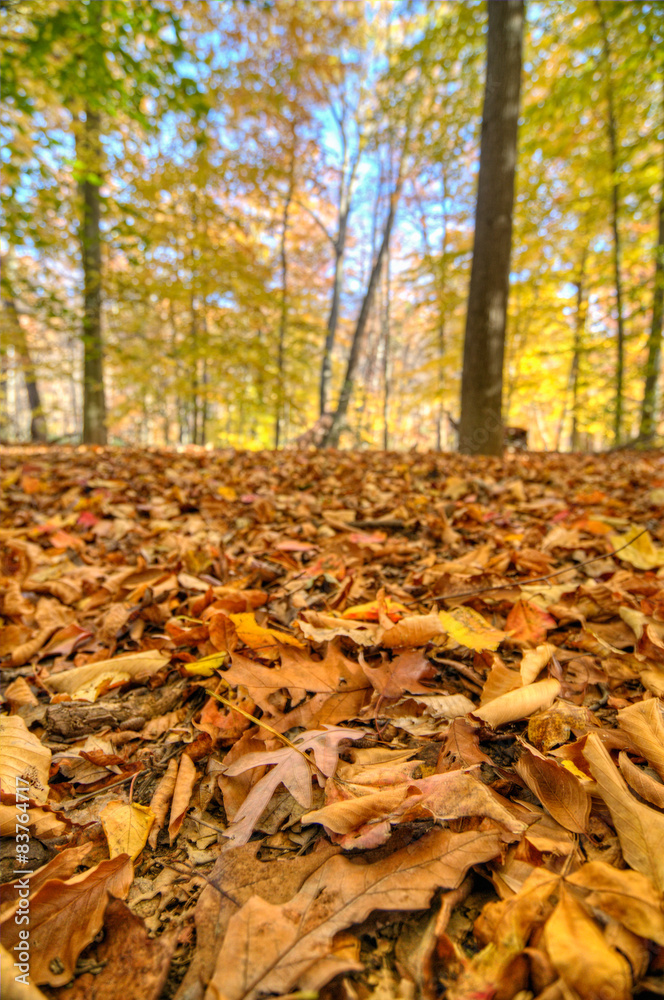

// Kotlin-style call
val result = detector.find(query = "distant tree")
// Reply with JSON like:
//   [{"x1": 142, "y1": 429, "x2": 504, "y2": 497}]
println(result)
[
  {"x1": 3, "y1": 0, "x2": 199, "y2": 443},
  {"x1": 458, "y1": 0, "x2": 524, "y2": 456}
]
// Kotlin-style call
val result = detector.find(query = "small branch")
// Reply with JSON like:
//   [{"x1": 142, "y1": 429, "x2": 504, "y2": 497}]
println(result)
[{"x1": 292, "y1": 199, "x2": 334, "y2": 247}]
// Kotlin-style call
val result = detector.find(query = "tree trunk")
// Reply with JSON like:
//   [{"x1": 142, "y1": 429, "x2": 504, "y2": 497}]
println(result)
[
  {"x1": 322, "y1": 143, "x2": 408, "y2": 448},
  {"x1": 639, "y1": 141, "x2": 664, "y2": 443},
  {"x1": 381, "y1": 248, "x2": 391, "y2": 450},
  {"x1": 77, "y1": 100, "x2": 107, "y2": 445},
  {"x1": 318, "y1": 131, "x2": 359, "y2": 417},
  {"x1": 596, "y1": 1, "x2": 626, "y2": 445},
  {"x1": 570, "y1": 257, "x2": 588, "y2": 450},
  {"x1": 1, "y1": 289, "x2": 48, "y2": 441},
  {"x1": 275, "y1": 151, "x2": 295, "y2": 449},
  {"x1": 458, "y1": 0, "x2": 524, "y2": 456}
]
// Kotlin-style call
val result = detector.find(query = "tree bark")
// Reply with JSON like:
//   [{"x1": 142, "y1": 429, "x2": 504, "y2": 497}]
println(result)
[
  {"x1": 1, "y1": 286, "x2": 48, "y2": 441},
  {"x1": 275, "y1": 149, "x2": 295, "y2": 449},
  {"x1": 77, "y1": 101, "x2": 107, "y2": 445},
  {"x1": 322, "y1": 139, "x2": 408, "y2": 448},
  {"x1": 639, "y1": 134, "x2": 664, "y2": 443},
  {"x1": 570, "y1": 255, "x2": 588, "y2": 451},
  {"x1": 381, "y1": 247, "x2": 391, "y2": 450},
  {"x1": 318, "y1": 116, "x2": 359, "y2": 417},
  {"x1": 458, "y1": 0, "x2": 524, "y2": 456},
  {"x1": 596, "y1": 1, "x2": 626, "y2": 446}
]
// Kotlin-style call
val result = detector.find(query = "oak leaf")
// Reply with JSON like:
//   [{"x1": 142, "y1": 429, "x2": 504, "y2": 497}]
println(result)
[
  {"x1": 205, "y1": 828, "x2": 502, "y2": 1000},
  {"x1": 221, "y1": 726, "x2": 365, "y2": 848}
]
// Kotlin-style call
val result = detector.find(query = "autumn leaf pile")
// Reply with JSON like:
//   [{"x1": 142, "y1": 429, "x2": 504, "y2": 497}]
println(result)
[{"x1": 2, "y1": 444, "x2": 664, "y2": 1000}]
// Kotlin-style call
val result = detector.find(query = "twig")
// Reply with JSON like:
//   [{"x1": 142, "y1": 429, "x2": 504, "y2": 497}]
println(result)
[
  {"x1": 413, "y1": 528, "x2": 649, "y2": 605},
  {"x1": 59, "y1": 771, "x2": 141, "y2": 810}
]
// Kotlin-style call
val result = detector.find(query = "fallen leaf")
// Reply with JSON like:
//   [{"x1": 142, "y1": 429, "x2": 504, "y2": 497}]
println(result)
[
  {"x1": 472, "y1": 678, "x2": 561, "y2": 728},
  {"x1": 100, "y1": 800, "x2": 155, "y2": 861},
  {"x1": 609, "y1": 526, "x2": 664, "y2": 569},
  {"x1": 505, "y1": 599, "x2": 557, "y2": 644},
  {"x1": 567, "y1": 860, "x2": 664, "y2": 945},
  {"x1": 43, "y1": 649, "x2": 170, "y2": 702},
  {"x1": 205, "y1": 827, "x2": 501, "y2": 1000},
  {"x1": 617, "y1": 697, "x2": 664, "y2": 781},
  {"x1": 56, "y1": 898, "x2": 177, "y2": 1000},
  {"x1": 0, "y1": 715, "x2": 51, "y2": 803},
  {"x1": 438, "y1": 606, "x2": 508, "y2": 651},
  {"x1": 515, "y1": 745, "x2": 590, "y2": 833},
  {"x1": 543, "y1": 886, "x2": 631, "y2": 1000},
  {"x1": 0, "y1": 855, "x2": 133, "y2": 986},
  {"x1": 581, "y1": 731, "x2": 664, "y2": 892}
]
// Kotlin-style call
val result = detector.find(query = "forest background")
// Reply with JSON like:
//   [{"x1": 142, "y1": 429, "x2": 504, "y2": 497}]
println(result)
[{"x1": 1, "y1": 0, "x2": 663, "y2": 454}]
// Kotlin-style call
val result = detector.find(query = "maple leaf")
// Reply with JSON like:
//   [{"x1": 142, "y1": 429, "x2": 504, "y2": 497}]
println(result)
[{"x1": 221, "y1": 726, "x2": 366, "y2": 848}]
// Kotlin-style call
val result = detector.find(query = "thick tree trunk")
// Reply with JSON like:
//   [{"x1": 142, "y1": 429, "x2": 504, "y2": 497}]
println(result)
[
  {"x1": 78, "y1": 102, "x2": 107, "y2": 445},
  {"x1": 639, "y1": 146, "x2": 664, "y2": 443},
  {"x1": 458, "y1": 0, "x2": 524, "y2": 456},
  {"x1": 1, "y1": 289, "x2": 48, "y2": 441}
]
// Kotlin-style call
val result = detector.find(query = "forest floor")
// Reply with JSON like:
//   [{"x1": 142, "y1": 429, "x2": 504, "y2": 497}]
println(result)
[{"x1": 2, "y1": 445, "x2": 664, "y2": 1000}]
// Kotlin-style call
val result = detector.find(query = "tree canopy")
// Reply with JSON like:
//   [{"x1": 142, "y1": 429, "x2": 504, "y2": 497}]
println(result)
[{"x1": 1, "y1": 0, "x2": 663, "y2": 451}]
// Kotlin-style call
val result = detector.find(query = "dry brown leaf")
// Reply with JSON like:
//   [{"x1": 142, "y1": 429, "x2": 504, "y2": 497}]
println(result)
[
  {"x1": 617, "y1": 697, "x2": 664, "y2": 781},
  {"x1": 205, "y1": 827, "x2": 502, "y2": 1000},
  {"x1": 222, "y1": 727, "x2": 365, "y2": 848},
  {"x1": 515, "y1": 746, "x2": 590, "y2": 833},
  {"x1": 0, "y1": 803, "x2": 68, "y2": 839},
  {"x1": 44, "y1": 649, "x2": 170, "y2": 702},
  {"x1": 0, "y1": 945, "x2": 48, "y2": 1000},
  {"x1": 168, "y1": 753, "x2": 198, "y2": 843},
  {"x1": 0, "y1": 855, "x2": 133, "y2": 986},
  {"x1": 618, "y1": 749, "x2": 664, "y2": 809},
  {"x1": 581, "y1": 731, "x2": 664, "y2": 892},
  {"x1": 178, "y1": 841, "x2": 340, "y2": 1000},
  {"x1": 380, "y1": 612, "x2": 447, "y2": 648},
  {"x1": 543, "y1": 886, "x2": 631, "y2": 1000},
  {"x1": 520, "y1": 642, "x2": 556, "y2": 684},
  {"x1": 148, "y1": 757, "x2": 178, "y2": 848},
  {"x1": 57, "y1": 898, "x2": 177, "y2": 1000},
  {"x1": 0, "y1": 844, "x2": 93, "y2": 915},
  {"x1": 472, "y1": 678, "x2": 561, "y2": 728},
  {"x1": 0, "y1": 715, "x2": 51, "y2": 803},
  {"x1": 567, "y1": 860, "x2": 664, "y2": 945},
  {"x1": 4, "y1": 676, "x2": 39, "y2": 710}
]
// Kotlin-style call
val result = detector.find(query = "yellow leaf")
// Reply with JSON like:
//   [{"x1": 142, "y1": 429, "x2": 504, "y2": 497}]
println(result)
[
  {"x1": 544, "y1": 886, "x2": 631, "y2": 1000},
  {"x1": 229, "y1": 612, "x2": 305, "y2": 649},
  {"x1": 217, "y1": 485, "x2": 237, "y2": 500},
  {"x1": 341, "y1": 597, "x2": 408, "y2": 622},
  {"x1": 438, "y1": 607, "x2": 507, "y2": 652},
  {"x1": 100, "y1": 800, "x2": 154, "y2": 861},
  {"x1": 560, "y1": 759, "x2": 589, "y2": 780},
  {"x1": 473, "y1": 678, "x2": 561, "y2": 728},
  {"x1": 184, "y1": 651, "x2": 228, "y2": 676},
  {"x1": 609, "y1": 526, "x2": 664, "y2": 569}
]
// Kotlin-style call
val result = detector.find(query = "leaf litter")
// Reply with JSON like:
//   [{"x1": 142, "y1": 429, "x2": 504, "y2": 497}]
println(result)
[{"x1": 1, "y1": 444, "x2": 664, "y2": 999}]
